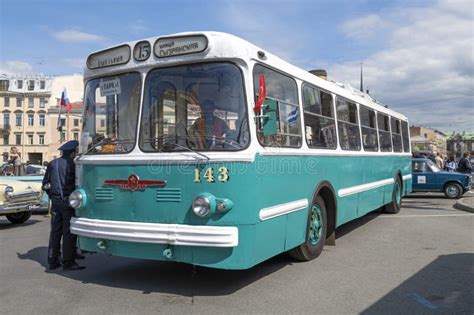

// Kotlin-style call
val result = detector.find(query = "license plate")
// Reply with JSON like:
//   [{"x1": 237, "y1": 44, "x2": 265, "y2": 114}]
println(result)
[{"x1": 28, "y1": 204, "x2": 40, "y2": 210}]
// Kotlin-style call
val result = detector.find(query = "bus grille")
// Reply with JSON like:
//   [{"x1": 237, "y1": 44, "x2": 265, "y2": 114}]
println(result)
[
  {"x1": 95, "y1": 187, "x2": 115, "y2": 201},
  {"x1": 156, "y1": 188, "x2": 182, "y2": 202}
]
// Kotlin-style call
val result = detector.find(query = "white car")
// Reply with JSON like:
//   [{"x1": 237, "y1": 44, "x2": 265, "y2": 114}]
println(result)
[{"x1": 0, "y1": 178, "x2": 43, "y2": 224}]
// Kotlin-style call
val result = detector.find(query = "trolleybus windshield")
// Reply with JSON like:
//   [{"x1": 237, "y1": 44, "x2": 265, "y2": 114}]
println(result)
[
  {"x1": 139, "y1": 62, "x2": 249, "y2": 152},
  {"x1": 82, "y1": 72, "x2": 141, "y2": 154}
]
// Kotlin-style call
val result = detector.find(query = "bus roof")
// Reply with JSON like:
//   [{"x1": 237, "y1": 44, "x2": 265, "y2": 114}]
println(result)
[{"x1": 84, "y1": 31, "x2": 408, "y2": 121}]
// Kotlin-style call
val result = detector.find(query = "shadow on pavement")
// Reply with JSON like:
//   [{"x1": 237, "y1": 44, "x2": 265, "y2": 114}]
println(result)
[
  {"x1": 0, "y1": 219, "x2": 40, "y2": 230},
  {"x1": 336, "y1": 209, "x2": 382, "y2": 240},
  {"x1": 17, "y1": 246, "x2": 292, "y2": 296},
  {"x1": 362, "y1": 253, "x2": 474, "y2": 314}
]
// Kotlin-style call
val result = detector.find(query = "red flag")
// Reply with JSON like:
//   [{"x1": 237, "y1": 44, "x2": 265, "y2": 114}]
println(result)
[{"x1": 254, "y1": 74, "x2": 266, "y2": 113}]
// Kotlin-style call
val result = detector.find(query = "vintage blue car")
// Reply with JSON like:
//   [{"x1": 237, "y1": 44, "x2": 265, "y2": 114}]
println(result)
[{"x1": 412, "y1": 158, "x2": 471, "y2": 198}]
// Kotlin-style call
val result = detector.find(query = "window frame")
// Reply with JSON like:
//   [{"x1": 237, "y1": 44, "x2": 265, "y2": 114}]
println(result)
[
  {"x1": 377, "y1": 112, "x2": 392, "y2": 152},
  {"x1": 253, "y1": 63, "x2": 302, "y2": 148},
  {"x1": 83, "y1": 71, "x2": 142, "y2": 155},
  {"x1": 335, "y1": 96, "x2": 361, "y2": 151},
  {"x1": 390, "y1": 116, "x2": 403, "y2": 152},
  {"x1": 27, "y1": 114, "x2": 34, "y2": 126},
  {"x1": 28, "y1": 80, "x2": 35, "y2": 91},
  {"x1": 15, "y1": 113, "x2": 22, "y2": 126},
  {"x1": 39, "y1": 114, "x2": 45, "y2": 126},
  {"x1": 359, "y1": 105, "x2": 379, "y2": 152},
  {"x1": 140, "y1": 61, "x2": 250, "y2": 152},
  {"x1": 401, "y1": 120, "x2": 410, "y2": 153},
  {"x1": 301, "y1": 82, "x2": 336, "y2": 149}
]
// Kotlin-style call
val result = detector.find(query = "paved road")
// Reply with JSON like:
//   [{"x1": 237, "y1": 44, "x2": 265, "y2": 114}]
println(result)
[{"x1": 1, "y1": 194, "x2": 473, "y2": 314}]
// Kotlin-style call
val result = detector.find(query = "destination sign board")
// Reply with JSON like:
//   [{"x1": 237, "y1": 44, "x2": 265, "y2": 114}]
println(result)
[
  {"x1": 154, "y1": 35, "x2": 208, "y2": 58},
  {"x1": 99, "y1": 78, "x2": 121, "y2": 96},
  {"x1": 87, "y1": 45, "x2": 131, "y2": 69}
]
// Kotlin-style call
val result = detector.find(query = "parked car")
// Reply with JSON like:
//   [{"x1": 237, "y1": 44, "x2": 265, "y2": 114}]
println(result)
[
  {"x1": 5, "y1": 175, "x2": 49, "y2": 211},
  {"x1": 412, "y1": 158, "x2": 471, "y2": 198},
  {"x1": 0, "y1": 178, "x2": 44, "y2": 224},
  {"x1": 1, "y1": 163, "x2": 45, "y2": 176}
]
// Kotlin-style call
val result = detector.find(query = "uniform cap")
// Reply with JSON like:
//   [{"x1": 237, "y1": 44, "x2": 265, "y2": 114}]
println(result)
[{"x1": 58, "y1": 140, "x2": 79, "y2": 151}]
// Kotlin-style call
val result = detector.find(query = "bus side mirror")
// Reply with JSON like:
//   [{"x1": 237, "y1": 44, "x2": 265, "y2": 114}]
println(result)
[{"x1": 262, "y1": 99, "x2": 278, "y2": 136}]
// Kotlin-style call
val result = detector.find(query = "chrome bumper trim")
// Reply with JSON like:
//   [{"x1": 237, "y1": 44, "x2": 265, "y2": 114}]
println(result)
[
  {"x1": 70, "y1": 217, "x2": 239, "y2": 247},
  {"x1": 0, "y1": 202, "x2": 41, "y2": 214}
]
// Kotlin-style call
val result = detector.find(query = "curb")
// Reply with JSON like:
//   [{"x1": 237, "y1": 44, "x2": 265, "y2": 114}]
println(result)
[{"x1": 453, "y1": 198, "x2": 474, "y2": 213}]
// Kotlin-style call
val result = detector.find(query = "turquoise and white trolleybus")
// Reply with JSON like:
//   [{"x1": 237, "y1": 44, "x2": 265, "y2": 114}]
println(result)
[{"x1": 69, "y1": 32, "x2": 412, "y2": 269}]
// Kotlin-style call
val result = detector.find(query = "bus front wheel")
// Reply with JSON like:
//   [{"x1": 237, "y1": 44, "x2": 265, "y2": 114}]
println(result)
[
  {"x1": 289, "y1": 195, "x2": 327, "y2": 261},
  {"x1": 384, "y1": 176, "x2": 402, "y2": 214}
]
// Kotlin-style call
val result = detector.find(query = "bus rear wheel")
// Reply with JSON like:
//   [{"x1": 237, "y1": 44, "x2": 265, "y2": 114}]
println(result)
[
  {"x1": 384, "y1": 176, "x2": 402, "y2": 214},
  {"x1": 289, "y1": 195, "x2": 327, "y2": 261}
]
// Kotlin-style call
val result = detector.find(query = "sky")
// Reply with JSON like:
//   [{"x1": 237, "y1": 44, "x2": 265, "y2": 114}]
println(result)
[{"x1": 1, "y1": 0, "x2": 473, "y2": 131}]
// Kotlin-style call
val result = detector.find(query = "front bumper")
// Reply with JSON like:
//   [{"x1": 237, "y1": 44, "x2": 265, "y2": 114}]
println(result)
[
  {"x1": 70, "y1": 217, "x2": 239, "y2": 248},
  {"x1": 0, "y1": 201, "x2": 42, "y2": 215}
]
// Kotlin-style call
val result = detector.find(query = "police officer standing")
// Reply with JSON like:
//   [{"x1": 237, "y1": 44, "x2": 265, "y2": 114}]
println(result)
[{"x1": 43, "y1": 140, "x2": 85, "y2": 271}]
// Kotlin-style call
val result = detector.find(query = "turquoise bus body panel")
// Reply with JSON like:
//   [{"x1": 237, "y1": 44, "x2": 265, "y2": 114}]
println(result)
[{"x1": 76, "y1": 154, "x2": 411, "y2": 269}]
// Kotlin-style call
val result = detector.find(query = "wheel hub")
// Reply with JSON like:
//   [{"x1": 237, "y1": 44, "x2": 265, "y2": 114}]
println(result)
[{"x1": 309, "y1": 204, "x2": 323, "y2": 245}]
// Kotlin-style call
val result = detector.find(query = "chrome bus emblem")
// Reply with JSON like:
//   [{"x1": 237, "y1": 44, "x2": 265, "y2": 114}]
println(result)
[{"x1": 104, "y1": 174, "x2": 167, "y2": 191}]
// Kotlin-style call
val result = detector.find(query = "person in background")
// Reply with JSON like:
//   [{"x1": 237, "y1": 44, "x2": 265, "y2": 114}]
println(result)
[
  {"x1": 457, "y1": 152, "x2": 472, "y2": 174},
  {"x1": 435, "y1": 152, "x2": 444, "y2": 169},
  {"x1": 446, "y1": 155, "x2": 456, "y2": 172},
  {"x1": 43, "y1": 140, "x2": 85, "y2": 271},
  {"x1": 443, "y1": 156, "x2": 449, "y2": 170},
  {"x1": 8, "y1": 147, "x2": 22, "y2": 176}
]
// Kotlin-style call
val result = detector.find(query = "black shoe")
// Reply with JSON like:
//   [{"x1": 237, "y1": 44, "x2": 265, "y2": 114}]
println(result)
[
  {"x1": 75, "y1": 253, "x2": 85, "y2": 260},
  {"x1": 63, "y1": 263, "x2": 86, "y2": 271},
  {"x1": 49, "y1": 262, "x2": 61, "y2": 270}
]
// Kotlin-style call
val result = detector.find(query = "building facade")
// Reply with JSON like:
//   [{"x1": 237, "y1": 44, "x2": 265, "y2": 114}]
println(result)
[
  {"x1": 410, "y1": 126, "x2": 447, "y2": 156},
  {"x1": 0, "y1": 73, "x2": 83, "y2": 164},
  {"x1": 0, "y1": 74, "x2": 53, "y2": 164}
]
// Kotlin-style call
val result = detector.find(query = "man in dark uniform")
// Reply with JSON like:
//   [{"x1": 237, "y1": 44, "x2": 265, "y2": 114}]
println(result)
[{"x1": 43, "y1": 140, "x2": 85, "y2": 271}]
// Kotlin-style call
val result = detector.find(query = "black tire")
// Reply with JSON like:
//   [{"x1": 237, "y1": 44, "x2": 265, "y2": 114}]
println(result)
[
  {"x1": 444, "y1": 182, "x2": 463, "y2": 199},
  {"x1": 6, "y1": 211, "x2": 32, "y2": 224},
  {"x1": 289, "y1": 195, "x2": 327, "y2": 261},
  {"x1": 384, "y1": 176, "x2": 403, "y2": 214}
]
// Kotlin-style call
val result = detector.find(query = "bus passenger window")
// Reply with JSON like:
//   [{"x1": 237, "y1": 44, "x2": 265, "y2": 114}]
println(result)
[
  {"x1": 302, "y1": 84, "x2": 336, "y2": 149},
  {"x1": 336, "y1": 97, "x2": 360, "y2": 151},
  {"x1": 253, "y1": 64, "x2": 301, "y2": 148},
  {"x1": 377, "y1": 113, "x2": 392, "y2": 152},
  {"x1": 391, "y1": 117, "x2": 403, "y2": 152},
  {"x1": 360, "y1": 106, "x2": 378, "y2": 151},
  {"x1": 401, "y1": 120, "x2": 410, "y2": 152}
]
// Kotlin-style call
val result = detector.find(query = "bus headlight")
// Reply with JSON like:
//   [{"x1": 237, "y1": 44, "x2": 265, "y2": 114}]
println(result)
[
  {"x1": 192, "y1": 193, "x2": 216, "y2": 218},
  {"x1": 4, "y1": 186, "x2": 14, "y2": 198},
  {"x1": 69, "y1": 190, "x2": 86, "y2": 209}
]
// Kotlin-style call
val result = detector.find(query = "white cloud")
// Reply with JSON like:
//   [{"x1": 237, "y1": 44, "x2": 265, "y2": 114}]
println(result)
[
  {"x1": 0, "y1": 61, "x2": 34, "y2": 74},
  {"x1": 339, "y1": 14, "x2": 386, "y2": 40},
  {"x1": 330, "y1": 0, "x2": 474, "y2": 131},
  {"x1": 51, "y1": 29, "x2": 104, "y2": 43}
]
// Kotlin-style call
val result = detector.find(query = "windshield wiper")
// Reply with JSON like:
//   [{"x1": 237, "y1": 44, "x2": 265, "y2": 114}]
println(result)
[{"x1": 144, "y1": 135, "x2": 210, "y2": 162}]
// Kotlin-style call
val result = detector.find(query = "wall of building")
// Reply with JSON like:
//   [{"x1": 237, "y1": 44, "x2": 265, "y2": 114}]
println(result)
[{"x1": 0, "y1": 74, "x2": 83, "y2": 164}]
